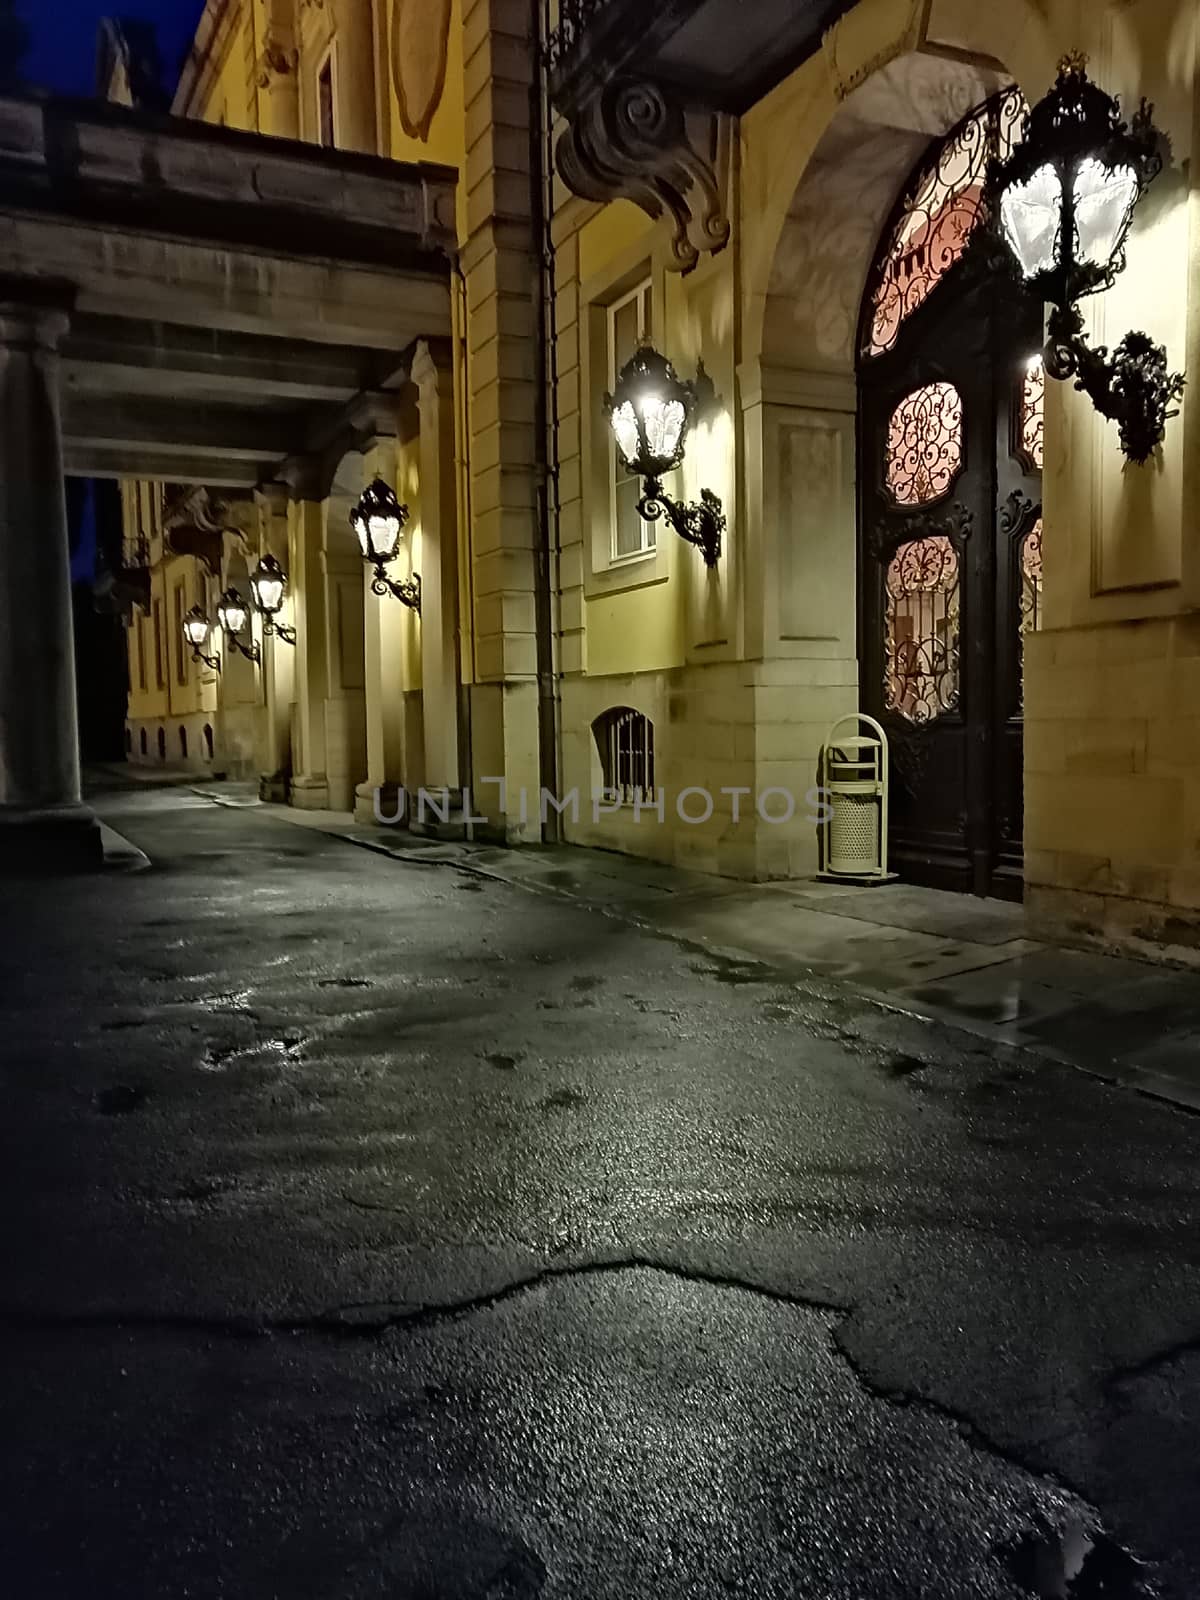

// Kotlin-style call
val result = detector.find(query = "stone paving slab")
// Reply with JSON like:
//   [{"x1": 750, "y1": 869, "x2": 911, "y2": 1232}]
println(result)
[{"x1": 776, "y1": 880, "x2": 1028, "y2": 946}]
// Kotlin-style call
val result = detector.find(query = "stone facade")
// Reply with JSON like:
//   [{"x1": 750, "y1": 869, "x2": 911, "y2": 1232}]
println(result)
[{"x1": 89, "y1": 0, "x2": 1200, "y2": 961}]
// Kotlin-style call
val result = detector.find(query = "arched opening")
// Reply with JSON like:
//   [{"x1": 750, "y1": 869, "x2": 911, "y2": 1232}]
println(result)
[
  {"x1": 179, "y1": 725, "x2": 188, "y2": 761},
  {"x1": 204, "y1": 724, "x2": 214, "y2": 760},
  {"x1": 857, "y1": 86, "x2": 1042, "y2": 900},
  {"x1": 138, "y1": 728, "x2": 146, "y2": 757},
  {"x1": 750, "y1": 45, "x2": 1044, "y2": 892},
  {"x1": 593, "y1": 707, "x2": 656, "y2": 804},
  {"x1": 156, "y1": 727, "x2": 166, "y2": 761}
]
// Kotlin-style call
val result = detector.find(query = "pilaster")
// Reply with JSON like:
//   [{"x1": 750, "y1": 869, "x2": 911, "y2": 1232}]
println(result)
[{"x1": 462, "y1": 0, "x2": 544, "y2": 839}]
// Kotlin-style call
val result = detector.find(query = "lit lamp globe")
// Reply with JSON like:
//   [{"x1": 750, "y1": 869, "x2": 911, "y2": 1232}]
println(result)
[
  {"x1": 997, "y1": 53, "x2": 1157, "y2": 314},
  {"x1": 250, "y1": 555, "x2": 287, "y2": 618},
  {"x1": 182, "y1": 606, "x2": 212, "y2": 651},
  {"x1": 605, "y1": 345, "x2": 692, "y2": 484},
  {"x1": 216, "y1": 589, "x2": 250, "y2": 637},
  {"x1": 351, "y1": 478, "x2": 409, "y2": 567}
]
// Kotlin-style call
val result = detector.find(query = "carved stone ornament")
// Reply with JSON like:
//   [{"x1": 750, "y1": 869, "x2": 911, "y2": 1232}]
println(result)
[
  {"x1": 555, "y1": 78, "x2": 731, "y2": 275},
  {"x1": 255, "y1": 36, "x2": 298, "y2": 89},
  {"x1": 165, "y1": 488, "x2": 238, "y2": 576}
]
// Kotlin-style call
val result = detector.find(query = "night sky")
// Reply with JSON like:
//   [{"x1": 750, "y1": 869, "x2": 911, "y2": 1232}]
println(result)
[{"x1": 21, "y1": 0, "x2": 205, "y2": 98}]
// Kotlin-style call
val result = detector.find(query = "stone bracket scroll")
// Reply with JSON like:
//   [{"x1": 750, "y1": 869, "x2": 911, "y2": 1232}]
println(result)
[{"x1": 555, "y1": 78, "x2": 731, "y2": 275}]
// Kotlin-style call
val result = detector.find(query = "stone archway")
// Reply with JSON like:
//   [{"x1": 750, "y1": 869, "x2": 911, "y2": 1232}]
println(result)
[{"x1": 735, "y1": 25, "x2": 1041, "y2": 877}]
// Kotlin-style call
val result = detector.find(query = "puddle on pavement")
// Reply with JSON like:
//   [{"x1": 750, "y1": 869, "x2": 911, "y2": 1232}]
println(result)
[
  {"x1": 689, "y1": 958, "x2": 774, "y2": 986},
  {"x1": 883, "y1": 1053, "x2": 927, "y2": 1078},
  {"x1": 1005, "y1": 1519, "x2": 1153, "y2": 1598},
  {"x1": 483, "y1": 1051, "x2": 522, "y2": 1071}
]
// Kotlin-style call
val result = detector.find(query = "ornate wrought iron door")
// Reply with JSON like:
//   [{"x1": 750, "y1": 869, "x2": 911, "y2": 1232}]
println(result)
[{"x1": 859, "y1": 276, "x2": 1042, "y2": 899}]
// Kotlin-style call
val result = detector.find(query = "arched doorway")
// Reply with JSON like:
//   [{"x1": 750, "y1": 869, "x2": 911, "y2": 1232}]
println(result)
[{"x1": 857, "y1": 87, "x2": 1043, "y2": 900}]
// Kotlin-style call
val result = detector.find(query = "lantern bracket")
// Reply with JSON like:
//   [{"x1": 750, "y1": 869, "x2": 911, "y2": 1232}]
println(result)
[
  {"x1": 264, "y1": 618, "x2": 297, "y2": 647},
  {"x1": 638, "y1": 478, "x2": 724, "y2": 569},
  {"x1": 370, "y1": 567, "x2": 422, "y2": 612},
  {"x1": 1046, "y1": 302, "x2": 1186, "y2": 465},
  {"x1": 227, "y1": 635, "x2": 262, "y2": 664},
  {"x1": 187, "y1": 641, "x2": 221, "y2": 672}
]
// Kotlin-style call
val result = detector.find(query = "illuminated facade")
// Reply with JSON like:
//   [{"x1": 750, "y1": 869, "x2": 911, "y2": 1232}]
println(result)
[{"x1": 110, "y1": 0, "x2": 1200, "y2": 961}]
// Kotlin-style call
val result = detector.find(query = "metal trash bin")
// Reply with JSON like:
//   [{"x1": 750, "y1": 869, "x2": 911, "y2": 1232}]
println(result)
[{"x1": 817, "y1": 713, "x2": 894, "y2": 882}]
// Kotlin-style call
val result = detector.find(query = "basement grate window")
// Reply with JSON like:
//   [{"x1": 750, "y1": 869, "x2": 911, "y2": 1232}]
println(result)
[{"x1": 594, "y1": 707, "x2": 656, "y2": 804}]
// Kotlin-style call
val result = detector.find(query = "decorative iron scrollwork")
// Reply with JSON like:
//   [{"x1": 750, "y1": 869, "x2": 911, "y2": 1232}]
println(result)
[
  {"x1": 999, "y1": 488, "x2": 1037, "y2": 537},
  {"x1": 863, "y1": 86, "x2": 1026, "y2": 358},
  {"x1": 884, "y1": 536, "x2": 961, "y2": 725},
  {"x1": 867, "y1": 499, "x2": 974, "y2": 561},
  {"x1": 889, "y1": 724, "x2": 935, "y2": 798},
  {"x1": 886, "y1": 381, "x2": 964, "y2": 507},
  {"x1": 1016, "y1": 358, "x2": 1045, "y2": 471},
  {"x1": 547, "y1": 0, "x2": 614, "y2": 74},
  {"x1": 1046, "y1": 302, "x2": 1185, "y2": 465},
  {"x1": 555, "y1": 78, "x2": 730, "y2": 275},
  {"x1": 638, "y1": 481, "x2": 724, "y2": 568}
]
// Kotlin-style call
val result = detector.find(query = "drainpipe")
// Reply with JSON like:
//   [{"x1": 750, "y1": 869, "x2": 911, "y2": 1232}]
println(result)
[
  {"x1": 453, "y1": 258, "x2": 475, "y2": 796},
  {"x1": 531, "y1": 0, "x2": 562, "y2": 840}
]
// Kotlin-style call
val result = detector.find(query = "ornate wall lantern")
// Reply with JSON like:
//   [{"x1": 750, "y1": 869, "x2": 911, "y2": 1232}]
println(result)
[
  {"x1": 995, "y1": 52, "x2": 1185, "y2": 463},
  {"x1": 604, "y1": 344, "x2": 725, "y2": 567},
  {"x1": 182, "y1": 606, "x2": 221, "y2": 671},
  {"x1": 249, "y1": 555, "x2": 297, "y2": 646},
  {"x1": 350, "y1": 478, "x2": 421, "y2": 612},
  {"x1": 216, "y1": 588, "x2": 262, "y2": 663}
]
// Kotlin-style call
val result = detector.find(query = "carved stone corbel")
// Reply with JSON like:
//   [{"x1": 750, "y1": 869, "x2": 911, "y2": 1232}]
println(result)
[
  {"x1": 165, "y1": 487, "x2": 242, "y2": 575},
  {"x1": 255, "y1": 36, "x2": 298, "y2": 89},
  {"x1": 555, "y1": 78, "x2": 731, "y2": 275}
]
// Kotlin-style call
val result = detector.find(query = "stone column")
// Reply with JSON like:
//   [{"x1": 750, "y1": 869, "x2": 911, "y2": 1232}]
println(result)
[
  {"x1": 254, "y1": 484, "x2": 295, "y2": 800},
  {"x1": 413, "y1": 340, "x2": 461, "y2": 794},
  {"x1": 287, "y1": 492, "x2": 330, "y2": 809},
  {"x1": 0, "y1": 293, "x2": 101, "y2": 872},
  {"x1": 319, "y1": 527, "x2": 368, "y2": 815}
]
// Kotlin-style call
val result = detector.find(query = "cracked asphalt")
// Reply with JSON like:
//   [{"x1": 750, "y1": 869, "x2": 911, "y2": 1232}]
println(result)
[{"x1": 3, "y1": 782, "x2": 1200, "y2": 1597}]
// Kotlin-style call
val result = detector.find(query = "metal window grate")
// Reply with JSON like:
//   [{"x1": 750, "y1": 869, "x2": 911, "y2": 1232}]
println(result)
[{"x1": 595, "y1": 708, "x2": 656, "y2": 804}]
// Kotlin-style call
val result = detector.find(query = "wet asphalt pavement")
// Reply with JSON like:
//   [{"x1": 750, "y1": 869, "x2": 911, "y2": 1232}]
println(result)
[{"x1": 2, "y1": 783, "x2": 1200, "y2": 1598}]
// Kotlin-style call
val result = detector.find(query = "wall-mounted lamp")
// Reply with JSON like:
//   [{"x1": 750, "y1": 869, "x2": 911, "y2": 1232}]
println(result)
[
  {"x1": 216, "y1": 588, "x2": 262, "y2": 663},
  {"x1": 604, "y1": 344, "x2": 725, "y2": 568},
  {"x1": 995, "y1": 52, "x2": 1185, "y2": 463},
  {"x1": 351, "y1": 478, "x2": 421, "y2": 612},
  {"x1": 182, "y1": 606, "x2": 221, "y2": 671},
  {"x1": 249, "y1": 555, "x2": 297, "y2": 646}
]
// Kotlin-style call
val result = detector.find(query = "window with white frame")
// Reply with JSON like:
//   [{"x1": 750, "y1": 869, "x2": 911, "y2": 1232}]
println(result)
[
  {"x1": 607, "y1": 279, "x2": 656, "y2": 562},
  {"x1": 317, "y1": 48, "x2": 337, "y2": 149},
  {"x1": 594, "y1": 707, "x2": 656, "y2": 804}
]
